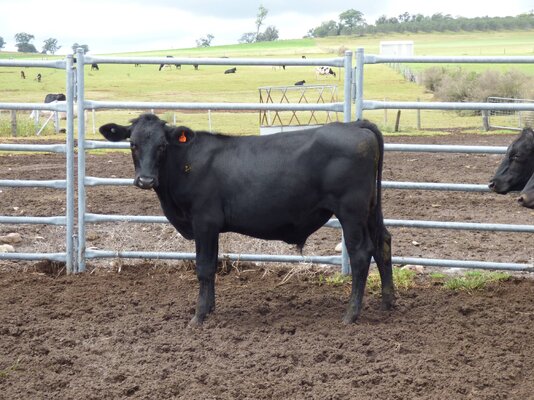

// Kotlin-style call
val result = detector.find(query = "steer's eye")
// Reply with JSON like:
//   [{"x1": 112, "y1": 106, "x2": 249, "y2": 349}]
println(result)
[{"x1": 510, "y1": 154, "x2": 521, "y2": 162}]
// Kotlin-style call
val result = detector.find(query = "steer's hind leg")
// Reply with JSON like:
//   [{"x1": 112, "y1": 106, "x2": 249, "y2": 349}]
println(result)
[
  {"x1": 339, "y1": 220, "x2": 374, "y2": 324},
  {"x1": 189, "y1": 230, "x2": 219, "y2": 327},
  {"x1": 373, "y1": 227, "x2": 395, "y2": 310}
]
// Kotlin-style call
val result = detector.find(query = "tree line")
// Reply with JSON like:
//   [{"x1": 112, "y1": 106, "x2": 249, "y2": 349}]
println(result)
[
  {"x1": 307, "y1": 10, "x2": 534, "y2": 37},
  {"x1": 0, "y1": 32, "x2": 90, "y2": 54}
]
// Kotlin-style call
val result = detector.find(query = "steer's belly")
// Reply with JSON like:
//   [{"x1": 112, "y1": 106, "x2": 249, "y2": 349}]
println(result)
[{"x1": 224, "y1": 207, "x2": 333, "y2": 246}]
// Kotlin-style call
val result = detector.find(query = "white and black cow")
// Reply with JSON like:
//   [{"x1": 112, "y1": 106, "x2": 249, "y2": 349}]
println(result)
[
  {"x1": 99, "y1": 114, "x2": 394, "y2": 326},
  {"x1": 316, "y1": 66, "x2": 336, "y2": 78}
]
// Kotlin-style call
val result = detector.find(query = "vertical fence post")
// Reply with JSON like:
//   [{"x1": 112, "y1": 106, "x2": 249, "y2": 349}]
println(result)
[
  {"x1": 65, "y1": 55, "x2": 75, "y2": 274},
  {"x1": 341, "y1": 50, "x2": 354, "y2": 275},
  {"x1": 76, "y1": 48, "x2": 87, "y2": 273},
  {"x1": 355, "y1": 48, "x2": 364, "y2": 121},
  {"x1": 343, "y1": 50, "x2": 352, "y2": 123}
]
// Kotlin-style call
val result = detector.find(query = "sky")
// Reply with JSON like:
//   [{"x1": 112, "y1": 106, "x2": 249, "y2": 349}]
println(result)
[{"x1": 0, "y1": 0, "x2": 532, "y2": 55}]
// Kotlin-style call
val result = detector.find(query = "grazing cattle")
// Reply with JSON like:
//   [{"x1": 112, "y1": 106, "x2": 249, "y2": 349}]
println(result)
[
  {"x1": 99, "y1": 114, "x2": 394, "y2": 326},
  {"x1": 20, "y1": 71, "x2": 26, "y2": 79},
  {"x1": 36, "y1": 73, "x2": 42, "y2": 82},
  {"x1": 489, "y1": 127, "x2": 534, "y2": 207},
  {"x1": 194, "y1": 64, "x2": 199, "y2": 70},
  {"x1": 224, "y1": 67, "x2": 237, "y2": 74},
  {"x1": 294, "y1": 80, "x2": 305, "y2": 86},
  {"x1": 44, "y1": 93, "x2": 66, "y2": 103},
  {"x1": 159, "y1": 55, "x2": 180, "y2": 71},
  {"x1": 315, "y1": 66, "x2": 336, "y2": 78},
  {"x1": 91, "y1": 63, "x2": 99, "y2": 71}
]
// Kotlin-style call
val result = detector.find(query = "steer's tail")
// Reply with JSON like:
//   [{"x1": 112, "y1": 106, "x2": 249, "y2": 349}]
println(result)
[{"x1": 353, "y1": 119, "x2": 386, "y2": 247}]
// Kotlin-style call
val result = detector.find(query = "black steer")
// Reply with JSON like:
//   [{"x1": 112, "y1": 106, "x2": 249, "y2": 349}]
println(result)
[
  {"x1": 224, "y1": 67, "x2": 237, "y2": 74},
  {"x1": 44, "y1": 93, "x2": 66, "y2": 103},
  {"x1": 489, "y1": 127, "x2": 534, "y2": 208},
  {"x1": 518, "y1": 172, "x2": 534, "y2": 208},
  {"x1": 99, "y1": 114, "x2": 394, "y2": 326}
]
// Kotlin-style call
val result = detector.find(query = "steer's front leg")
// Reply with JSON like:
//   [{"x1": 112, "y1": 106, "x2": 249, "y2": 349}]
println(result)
[{"x1": 189, "y1": 230, "x2": 219, "y2": 327}]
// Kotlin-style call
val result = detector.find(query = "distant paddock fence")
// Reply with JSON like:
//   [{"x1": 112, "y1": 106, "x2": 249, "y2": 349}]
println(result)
[
  {"x1": 1, "y1": 50, "x2": 534, "y2": 274},
  {"x1": 484, "y1": 96, "x2": 534, "y2": 130}
]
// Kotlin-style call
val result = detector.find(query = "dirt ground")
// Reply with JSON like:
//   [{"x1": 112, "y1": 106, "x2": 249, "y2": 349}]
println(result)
[{"x1": 1, "y1": 130, "x2": 534, "y2": 399}]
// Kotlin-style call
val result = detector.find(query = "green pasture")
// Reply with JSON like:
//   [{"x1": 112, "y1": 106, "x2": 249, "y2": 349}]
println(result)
[{"x1": 1, "y1": 29, "x2": 533, "y2": 138}]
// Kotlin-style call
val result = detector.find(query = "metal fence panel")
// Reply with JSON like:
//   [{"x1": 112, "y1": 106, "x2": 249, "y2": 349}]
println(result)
[{"x1": 0, "y1": 57, "x2": 75, "y2": 272}]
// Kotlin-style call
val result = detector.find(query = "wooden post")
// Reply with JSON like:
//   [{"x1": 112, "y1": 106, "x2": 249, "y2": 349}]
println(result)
[
  {"x1": 394, "y1": 110, "x2": 401, "y2": 132},
  {"x1": 10, "y1": 110, "x2": 17, "y2": 137},
  {"x1": 482, "y1": 110, "x2": 490, "y2": 131}
]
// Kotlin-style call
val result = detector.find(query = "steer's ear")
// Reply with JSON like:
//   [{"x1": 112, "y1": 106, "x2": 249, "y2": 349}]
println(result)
[
  {"x1": 99, "y1": 123, "x2": 131, "y2": 142},
  {"x1": 166, "y1": 126, "x2": 195, "y2": 145}
]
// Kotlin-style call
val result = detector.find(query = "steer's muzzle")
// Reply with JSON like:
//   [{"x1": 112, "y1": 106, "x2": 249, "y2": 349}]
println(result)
[
  {"x1": 134, "y1": 176, "x2": 156, "y2": 189},
  {"x1": 517, "y1": 193, "x2": 534, "y2": 209},
  {"x1": 488, "y1": 179, "x2": 508, "y2": 194}
]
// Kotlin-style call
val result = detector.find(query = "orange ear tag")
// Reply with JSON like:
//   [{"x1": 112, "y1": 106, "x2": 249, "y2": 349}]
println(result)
[{"x1": 179, "y1": 131, "x2": 187, "y2": 143}]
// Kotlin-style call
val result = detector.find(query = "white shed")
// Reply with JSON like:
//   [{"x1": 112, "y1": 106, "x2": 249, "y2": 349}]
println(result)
[{"x1": 379, "y1": 41, "x2": 414, "y2": 57}]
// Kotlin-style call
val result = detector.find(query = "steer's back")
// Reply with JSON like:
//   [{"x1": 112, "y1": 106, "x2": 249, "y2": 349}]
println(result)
[{"x1": 199, "y1": 121, "x2": 381, "y2": 242}]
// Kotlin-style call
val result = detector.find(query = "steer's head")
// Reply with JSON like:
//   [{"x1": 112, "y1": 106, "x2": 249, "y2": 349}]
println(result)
[
  {"x1": 99, "y1": 113, "x2": 194, "y2": 190},
  {"x1": 489, "y1": 127, "x2": 534, "y2": 194}
]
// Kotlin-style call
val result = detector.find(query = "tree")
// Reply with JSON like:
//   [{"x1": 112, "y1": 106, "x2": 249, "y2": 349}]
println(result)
[
  {"x1": 256, "y1": 25, "x2": 279, "y2": 42},
  {"x1": 339, "y1": 9, "x2": 365, "y2": 33},
  {"x1": 72, "y1": 43, "x2": 90, "y2": 54},
  {"x1": 196, "y1": 34, "x2": 214, "y2": 48},
  {"x1": 0, "y1": 37, "x2": 5, "y2": 50},
  {"x1": 255, "y1": 4, "x2": 268, "y2": 40},
  {"x1": 309, "y1": 20, "x2": 340, "y2": 37},
  {"x1": 42, "y1": 38, "x2": 61, "y2": 55},
  {"x1": 15, "y1": 32, "x2": 37, "y2": 53},
  {"x1": 238, "y1": 32, "x2": 256, "y2": 44}
]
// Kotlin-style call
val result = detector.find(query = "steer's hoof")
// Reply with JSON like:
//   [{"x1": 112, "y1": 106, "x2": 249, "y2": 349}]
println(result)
[
  {"x1": 342, "y1": 312, "x2": 359, "y2": 325},
  {"x1": 188, "y1": 315, "x2": 204, "y2": 328},
  {"x1": 381, "y1": 295, "x2": 395, "y2": 311}
]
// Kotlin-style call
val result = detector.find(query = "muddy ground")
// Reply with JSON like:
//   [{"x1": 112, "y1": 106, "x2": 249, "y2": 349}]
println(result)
[{"x1": 0, "y1": 130, "x2": 533, "y2": 399}]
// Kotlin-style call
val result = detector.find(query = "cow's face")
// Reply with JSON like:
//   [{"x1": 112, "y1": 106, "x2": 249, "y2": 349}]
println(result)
[
  {"x1": 99, "y1": 114, "x2": 194, "y2": 190},
  {"x1": 518, "y1": 173, "x2": 534, "y2": 208},
  {"x1": 489, "y1": 128, "x2": 534, "y2": 194}
]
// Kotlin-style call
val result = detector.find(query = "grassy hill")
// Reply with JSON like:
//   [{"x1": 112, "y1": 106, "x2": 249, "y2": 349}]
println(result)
[{"x1": 1, "y1": 30, "x2": 533, "y2": 137}]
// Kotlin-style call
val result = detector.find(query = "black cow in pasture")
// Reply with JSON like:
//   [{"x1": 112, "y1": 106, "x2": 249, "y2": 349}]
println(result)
[
  {"x1": 44, "y1": 93, "x2": 66, "y2": 103},
  {"x1": 224, "y1": 67, "x2": 237, "y2": 74},
  {"x1": 99, "y1": 114, "x2": 394, "y2": 326},
  {"x1": 36, "y1": 73, "x2": 42, "y2": 82},
  {"x1": 91, "y1": 63, "x2": 99, "y2": 71},
  {"x1": 489, "y1": 127, "x2": 534, "y2": 208},
  {"x1": 294, "y1": 80, "x2": 305, "y2": 86},
  {"x1": 20, "y1": 70, "x2": 26, "y2": 79}
]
